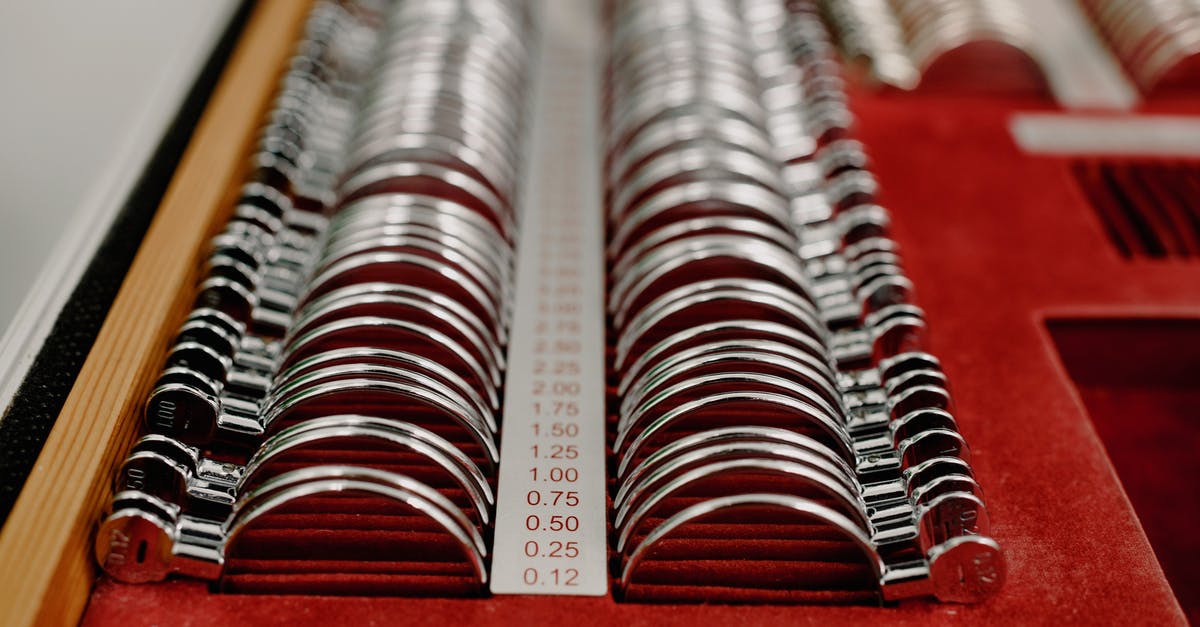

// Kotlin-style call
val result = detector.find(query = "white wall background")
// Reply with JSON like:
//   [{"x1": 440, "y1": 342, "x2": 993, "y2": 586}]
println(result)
[{"x1": 0, "y1": 0, "x2": 238, "y2": 416}]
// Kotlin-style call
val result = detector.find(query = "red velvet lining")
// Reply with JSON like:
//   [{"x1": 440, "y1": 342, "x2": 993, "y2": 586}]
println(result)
[{"x1": 80, "y1": 89, "x2": 1194, "y2": 624}]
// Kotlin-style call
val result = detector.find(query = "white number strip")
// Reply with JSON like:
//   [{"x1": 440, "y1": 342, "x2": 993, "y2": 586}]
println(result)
[
  {"x1": 1011, "y1": 114, "x2": 1200, "y2": 157},
  {"x1": 490, "y1": 0, "x2": 607, "y2": 596}
]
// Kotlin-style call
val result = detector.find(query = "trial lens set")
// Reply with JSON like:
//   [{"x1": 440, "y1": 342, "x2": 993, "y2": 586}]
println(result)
[{"x1": 96, "y1": 0, "x2": 1004, "y2": 605}]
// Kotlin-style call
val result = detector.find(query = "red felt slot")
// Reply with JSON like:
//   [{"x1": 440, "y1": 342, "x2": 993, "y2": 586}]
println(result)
[{"x1": 1048, "y1": 318, "x2": 1200, "y2": 625}]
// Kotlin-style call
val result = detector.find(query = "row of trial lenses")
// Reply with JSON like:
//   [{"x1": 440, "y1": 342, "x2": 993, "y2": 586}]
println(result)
[
  {"x1": 222, "y1": 0, "x2": 534, "y2": 584},
  {"x1": 780, "y1": 5, "x2": 1006, "y2": 602},
  {"x1": 96, "y1": 0, "x2": 535, "y2": 594},
  {"x1": 742, "y1": 0, "x2": 852, "y2": 229},
  {"x1": 604, "y1": 0, "x2": 1003, "y2": 602},
  {"x1": 738, "y1": 1, "x2": 909, "y2": 370},
  {"x1": 814, "y1": 0, "x2": 1037, "y2": 91},
  {"x1": 269, "y1": 0, "x2": 534, "y2": 456},
  {"x1": 889, "y1": 0, "x2": 1035, "y2": 73},
  {"x1": 779, "y1": 2, "x2": 924, "y2": 357},
  {"x1": 1082, "y1": 0, "x2": 1200, "y2": 93},
  {"x1": 145, "y1": 0, "x2": 383, "y2": 447},
  {"x1": 604, "y1": 0, "x2": 883, "y2": 598},
  {"x1": 818, "y1": 0, "x2": 921, "y2": 89}
]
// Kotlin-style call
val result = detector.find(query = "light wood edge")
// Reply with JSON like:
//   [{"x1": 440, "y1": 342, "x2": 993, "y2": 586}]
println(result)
[{"x1": 0, "y1": 2, "x2": 312, "y2": 625}]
